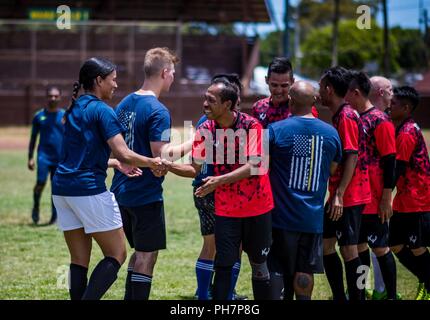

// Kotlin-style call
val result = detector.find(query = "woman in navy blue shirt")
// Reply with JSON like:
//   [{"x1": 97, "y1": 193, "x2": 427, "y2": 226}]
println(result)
[{"x1": 52, "y1": 57, "x2": 162, "y2": 300}]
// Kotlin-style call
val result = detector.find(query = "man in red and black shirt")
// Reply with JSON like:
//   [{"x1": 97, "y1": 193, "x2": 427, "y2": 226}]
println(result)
[
  {"x1": 252, "y1": 57, "x2": 318, "y2": 129},
  {"x1": 389, "y1": 86, "x2": 430, "y2": 300},
  {"x1": 319, "y1": 67, "x2": 371, "y2": 301},
  {"x1": 165, "y1": 77, "x2": 274, "y2": 300},
  {"x1": 345, "y1": 71, "x2": 398, "y2": 300}
]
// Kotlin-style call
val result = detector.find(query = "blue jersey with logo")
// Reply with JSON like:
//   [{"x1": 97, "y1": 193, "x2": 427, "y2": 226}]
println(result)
[
  {"x1": 192, "y1": 115, "x2": 215, "y2": 187},
  {"x1": 52, "y1": 94, "x2": 124, "y2": 196},
  {"x1": 111, "y1": 93, "x2": 171, "y2": 207},
  {"x1": 29, "y1": 108, "x2": 65, "y2": 164},
  {"x1": 269, "y1": 116, "x2": 342, "y2": 233}
]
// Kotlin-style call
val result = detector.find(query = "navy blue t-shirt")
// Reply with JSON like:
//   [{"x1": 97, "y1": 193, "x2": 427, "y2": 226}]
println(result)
[
  {"x1": 192, "y1": 115, "x2": 214, "y2": 187},
  {"x1": 30, "y1": 108, "x2": 65, "y2": 164},
  {"x1": 111, "y1": 93, "x2": 171, "y2": 207},
  {"x1": 52, "y1": 94, "x2": 124, "y2": 196},
  {"x1": 269, "y1": 116, "x2": 342, "y2": 233}
]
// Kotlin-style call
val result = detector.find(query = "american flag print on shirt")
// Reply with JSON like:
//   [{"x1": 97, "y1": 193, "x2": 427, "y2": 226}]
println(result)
[
  {"x1": 117, "y1": 109, "x2": 136, "y2": 150},
  {"x1": 289, "y1": 134, "x2": 324, "y2": 192}
]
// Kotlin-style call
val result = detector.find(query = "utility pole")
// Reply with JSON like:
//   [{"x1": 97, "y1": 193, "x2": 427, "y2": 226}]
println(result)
[
  {"x1": 283, "y1": 0, "x2": 290, "y2": 57},
  {"x1": 382, "y1": 0, "x2": 390, "y2": 77}
]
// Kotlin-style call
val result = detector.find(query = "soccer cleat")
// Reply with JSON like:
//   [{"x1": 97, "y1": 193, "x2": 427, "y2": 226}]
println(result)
[
  {"x1": 31, "y1": 208, "x2": 39, "y2": 225},
  {"x1": 232, "y1": 290, "x2": 248, "y2": 300},
  {"x1": 415, "y1": 283, "x2": 426, "y2": 300},
  {"x1": 371, "y1": 289, "x2": 387, "y2": 300},
  {"x1": 422, "y1": 290, "x2": 430, "y2": 301}
]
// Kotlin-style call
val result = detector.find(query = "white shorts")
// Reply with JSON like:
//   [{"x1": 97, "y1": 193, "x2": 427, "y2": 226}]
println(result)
[{"x1": 53, "y1": 191, "x2": 123, "y2": 234}]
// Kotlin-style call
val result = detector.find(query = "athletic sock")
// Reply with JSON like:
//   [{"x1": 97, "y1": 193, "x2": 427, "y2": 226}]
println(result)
[
  {"x1": 251, "y1": 277, "x2": 271, "y2": 300},
  {"x1": 377, "y1": 251, "x2": 397, "y2": 299},
  {"x1": 415, "y1": 249, "x2": 430, "y2": 292},
  {"x1": 345, "y1": 257, "x2": 364, "y2": 300},
  {"x1": 372, "y1": 252, "x2": 385, "y2": 293},
  {"x1": 69, "y1": 263, "x2": 88, "y2": 300},
  {"x1": 227, "y1": 260, "x2": 241, "y2": 300},
  {"x1": 323, "y1": 252, "x2": 347, "y2": 301},
  {"x1": 33, "y1": 187, "x2": 42, "y2": 212},
  {"x1": 195, "y1": 259, "x2": 214, "y2": 300},
  {"x1": 81, "y1": 256, "x2": 121, "y2": 300},
  {"x1": 395, "y1": 247, "x2": 421, "y2": 280},
  {"x1": 213, "y1": 266, "x2": 232, "y2": 300},
  {"x1": 131, "y1": 272, "x2": 152, "y2": 300},
  {"x1": 283, "y1": 274, "x2": 295, "y2": 300},
  {"x1": 359, "y1": 249, "x2": 370, "y2": 269},
  {"x1": 124, "y1": 267, "x2": 133, "y2": 300}
]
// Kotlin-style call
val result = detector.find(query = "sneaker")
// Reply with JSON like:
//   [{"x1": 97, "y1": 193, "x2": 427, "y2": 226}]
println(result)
[
  {"x1": 415, "y1": 283, "x2": 426, "y2": 300},
  {"x1": 371, "y1": 289, "x2": 387, "y2": 300},
  {"x1": 232, "y1": 290, "x2": 248, "y2": 300},
  {"x1": 31, "y1": 208, "x2": 39, "y2": 225},
  {"x1": 365, "y1": 289, "x2": 373, "y2": 300},
  {"x1": 422, "y1": 290, "x2": 430, "y2": 300}
]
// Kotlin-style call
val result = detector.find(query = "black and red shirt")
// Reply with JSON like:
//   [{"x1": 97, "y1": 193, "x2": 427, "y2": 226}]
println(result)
[
  {"x1": 360, "y1": 107, "x2": 396, "y2": 214},
  {"x1": 252, "y1": 97, "x2": 319, "y2": 128},
  {"x1": 328, "y1": 103, "x2": 371, "y2": 207},
  {"x1": 393, "y1": 117, "x2": 430, "y2": 213},
  {"x1": 192, "y1": 111, "x2": 274, "y2": 218}
]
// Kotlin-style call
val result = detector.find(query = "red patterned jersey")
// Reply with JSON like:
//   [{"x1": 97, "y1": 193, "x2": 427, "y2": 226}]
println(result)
[
  {"x1": 252, "y1": 97, "x2": 319, "y2": 128},
  {"x1": 328, "y1": 103, "x2": 371, "y2": 207},
  {"x1": 360, "y1": 107, "x2": 396, "y2": 214},
  {"x1": 192, "y1": 111, "x2": 274, "y2": 217},
  {"x1": 393, "y1": 118, "x2": 430, "y2": 213}
]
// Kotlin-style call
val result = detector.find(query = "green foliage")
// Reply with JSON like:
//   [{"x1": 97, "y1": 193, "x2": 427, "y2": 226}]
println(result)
[
  {"x1": 301, "y1": 20, "x2": 399, "y2": 77},
  {"x1": 259, "y1": 31, "x2": 283, "y2": 67}
]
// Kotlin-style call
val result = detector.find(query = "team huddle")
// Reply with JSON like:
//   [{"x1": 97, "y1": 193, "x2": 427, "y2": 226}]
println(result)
[{"x1": 28, "y1": 47, "x2": 430, "y2": 300}]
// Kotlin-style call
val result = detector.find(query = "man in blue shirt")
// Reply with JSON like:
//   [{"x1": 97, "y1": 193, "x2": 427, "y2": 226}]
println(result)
[
  {"x1": 111, "y1": 47, "x2": 179, "y2": 300},
  {"x1": 267, "y1": 81, "x2": 342, "y2": 300},
  {"x1": 28, "y1": 86, "x2": 65, "y2": 225}
]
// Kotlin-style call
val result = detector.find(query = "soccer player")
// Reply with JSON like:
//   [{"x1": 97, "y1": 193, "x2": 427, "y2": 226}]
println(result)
[
  {"x1": 110, "y1": 47, "x2": 179, "y2": 300},
  {"x1": 319, "y1": 67, "x2": 371, "y2": 301},
  {"x1": 389, "y1": 86, "x2": 430, "y2": 300},
  {"x1": 252, "y1": 57, "x2": 318, "y2": 129},
  {"x1": 164, "y1": 77, "x2": 274, "y2": 300},
  {"x1": 267, "y1": 81, "x2": 342, "y2": 300},
  {"x1": 28, "y1": 86, "x2": 65, "y2": 225},
  {"x1": 345, "y1": 71, "x2": 398, "y2": 300},
  {"x1": 367, "y1": 75, "x2": 394, "y2": 299},
  {"x1": 52, "y1": 57, "x2": 162, "y2": 300}
]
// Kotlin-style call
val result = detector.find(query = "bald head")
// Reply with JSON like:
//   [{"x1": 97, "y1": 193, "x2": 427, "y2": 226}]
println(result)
[
  {"x1": 289, "y1": 81, "x2": 316, "y2": 115},
  {"x1": 369, "y1": 76, "x2": 393, "y2": 111}
]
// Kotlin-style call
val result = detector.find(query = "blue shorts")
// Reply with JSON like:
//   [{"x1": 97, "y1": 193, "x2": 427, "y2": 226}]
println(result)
[{"x1": 37, "y1": 156, "x2": 57, "y2": 184}]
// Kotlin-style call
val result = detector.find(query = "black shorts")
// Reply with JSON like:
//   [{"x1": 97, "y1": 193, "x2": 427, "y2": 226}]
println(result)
[
  {"x1": 120, "y1": 201, "x2": 166, "y2": 252},
  {"x1": 193, "y1": 186, "x2": 215, "y2": 236},
  {"x1": 323, "y1": 204, "x2": 364, "y2": 246},
  {"x1": 389, "y1": 212, "x2": 430, "y2": 248},
  {"x1": 358, "y1": 214, "x2": 389, "y2": 248},
  {"x1": 214, "y1": 212, "x2": 272, "y2": 267},
  {"x1": 268, "y1": 228, "x2": 324, "y2": 276}
]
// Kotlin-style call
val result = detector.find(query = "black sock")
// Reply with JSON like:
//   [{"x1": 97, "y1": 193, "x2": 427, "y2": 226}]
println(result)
[
  {"x1": 33, "y1": 188, "x2": 42, "y2": 211},
  {"x1": 323, "y1": 252, "x2": 347, "y2": 301},
  {"x1": 377, "y1": 251, "x2": 397, "y2": 299},
  {"x1": 395, "y1": 247, "x2": 421, "y2": 280},
  {"x1": 345, "y1": 257, "x2": 363, "y2": 300},
  {"x1": 50, "y1": 198, "x2": 57, "y2": 222},
  {"x1": 131, "y1": 272, "x2": 152, "y2": 300},
  {"x1": 415, "y1": 250, "x2": 430, "y2": 292},
  {"x1": 213, "y1": 266, "x2": 233, "y2": 300},
  {"x1": 268, "y1": 272, "x2": 284, "y2": 300},
  {"x1": 81, "y1": 257, "x2": 121, "y2": 300},
  {"x1": 69, "y1": 263, "x2": 88, "y2": 300},
  {"x1": 283, "y1": 274, "x2": 295, "y2": 300},
  {"x1": 252, "y1": 277, "x2": 271, "y2": 300},
  {"x1": 124, "y1": 267, "x2": 133, "y2": 300},
  {"x1": 359, "y1": 249, "x2": 370, "y2": 269}
]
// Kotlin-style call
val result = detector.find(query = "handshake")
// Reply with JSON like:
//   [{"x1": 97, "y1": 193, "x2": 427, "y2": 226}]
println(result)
[
  {"x1": 113, "y1": 157, "x2": 173, "y2": 178},
  {"x1": 149, "y1": 157, "x2": 174, "y2": 178}
]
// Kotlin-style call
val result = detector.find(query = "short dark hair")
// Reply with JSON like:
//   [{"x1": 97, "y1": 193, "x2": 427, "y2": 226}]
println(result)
[
  {"x1": 267, "y1": 57, "x2": 293, "y2": 78},
  {"x1": 394, "y1": 86, "x2": 420, "y2": 111},
  {"x1": 46, "y1": 85, "x2": 61, "y2": 96},
  {"x1": 348, "y1": 71, "x2": 371, "y2": 97},
  {"x1": 211, "y1": 73, "x2": 242, "y2": 95},
  {"x1": 211, "y1": 77, "x2": 238, "y2": 110},
  {"x1": 321, "y1": 66, "x2": 351, "y2": 98}
]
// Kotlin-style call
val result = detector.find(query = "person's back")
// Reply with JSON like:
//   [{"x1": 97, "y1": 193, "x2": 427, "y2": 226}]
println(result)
[
  {"x1": 269, "y1": 116, "x2": 342, "y2": 233},
  {"x1": 111, "y1": 92, "x2": 171, "y2": 207}
]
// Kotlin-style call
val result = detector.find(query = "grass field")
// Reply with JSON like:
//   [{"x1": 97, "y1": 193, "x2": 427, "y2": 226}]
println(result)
[{"x1": 0, "y1": 127, "x2": 429, "y2": 300}]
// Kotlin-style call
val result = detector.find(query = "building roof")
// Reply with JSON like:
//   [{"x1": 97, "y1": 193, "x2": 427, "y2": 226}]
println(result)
[{"x1": 0, "y1": 0, "x2": 270, "y2": 23}]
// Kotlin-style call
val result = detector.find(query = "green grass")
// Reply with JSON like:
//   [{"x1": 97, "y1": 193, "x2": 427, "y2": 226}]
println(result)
[{"x1": 1, "y1": 128, "x2": 428, "y2": 300}]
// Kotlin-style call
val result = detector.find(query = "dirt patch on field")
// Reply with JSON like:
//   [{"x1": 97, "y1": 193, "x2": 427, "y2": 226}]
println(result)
[{"x1": 0, "y1": 127, "x2": 30, "y2": 150}]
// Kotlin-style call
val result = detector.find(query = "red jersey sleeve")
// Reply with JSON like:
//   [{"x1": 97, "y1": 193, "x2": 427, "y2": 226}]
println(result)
[
  {"x1": 338, "y1": 116, "x2": 359, "y2": 153},
  {"x1": 247, "y1": 121, "x2": 263, "y2": 158},
  {"x1": 374, "y1": 120, "x2": 396, "y2": 157},
  {"x1": 311, "y1": 106, "x2": 319, "y2": 118},
  {"x1": 251, "y1": 102, "x2": 259, "y2": 120},
  {"x1": 396, "y1": 131, "x2": 416, "y2": 162}
]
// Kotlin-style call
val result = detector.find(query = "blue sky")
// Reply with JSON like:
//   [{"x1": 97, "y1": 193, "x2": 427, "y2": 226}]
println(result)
[{"x1": 237, "y1": 0, "x2": 427, "y2": 36}]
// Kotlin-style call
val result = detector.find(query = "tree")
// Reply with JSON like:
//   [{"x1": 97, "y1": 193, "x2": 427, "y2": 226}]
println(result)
[{"x1": 301, "y1": 19, "x2": 399, "y2": 77}]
